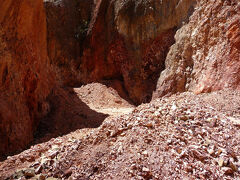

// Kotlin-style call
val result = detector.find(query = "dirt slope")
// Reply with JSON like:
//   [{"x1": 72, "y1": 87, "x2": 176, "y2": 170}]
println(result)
[
  {"x1": 74, "y1": 83, "x2": 134, "y2": 116},
  {"x1": 1, "y1": 90, "x2": 240, "y2": 179},
  {"x1": 32, "y1": 82, "x2": 135, "y2": 147}
]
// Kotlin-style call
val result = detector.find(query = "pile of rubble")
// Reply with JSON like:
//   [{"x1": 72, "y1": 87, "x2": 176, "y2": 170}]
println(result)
[{"x1": 1, "y1": 90, "x2": 240, "y2": 179}]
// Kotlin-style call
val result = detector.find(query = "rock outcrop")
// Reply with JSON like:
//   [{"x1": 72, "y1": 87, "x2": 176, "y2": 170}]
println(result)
[
  {"x1": 80, "y1": 0, "x2": 196, "y2": 104},
  {"x1": 0, "y1": 0, "x2": 54, "y2": 156},
  {"x1": 44, "y1": 0, "x2": 94, "y2": 86},
  {"x1": 153, "y1": 0, "x2": 240, "y2": 98},
  {"x1": 44, "y1": 0, "x2": 196, "y2": 104}
]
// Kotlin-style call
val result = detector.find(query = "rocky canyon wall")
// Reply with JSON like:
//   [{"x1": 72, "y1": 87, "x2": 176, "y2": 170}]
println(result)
[
  {"x1": 79, "y1": 0, "x2": 196, "y2": 104},
  {"x1": 45, "y1": 0, "x2": 240, "y2": 103},
  {"x1": 0, "y1": 0, "x2": 54, "y2": 156},
  {"x1": 1, "y1": 0, "x2": 239, "y2": 158},
  {"x1": 45, "y1": 0, "x2": 196, "y2": 104},
  {"x1": 44, "y1": 0, "x2": 94, "y2": 86},
  {"x1": 153, "y1": 0, "x2": 240, "y2": 98}
]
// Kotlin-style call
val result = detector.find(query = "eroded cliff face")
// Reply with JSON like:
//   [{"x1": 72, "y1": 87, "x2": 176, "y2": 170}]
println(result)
[
  {"x1": 80, "y1": 0, "x2": 196, "y2": 104},
  {"x1": 0, "y1": 0, "x2": 54, "y2": 156},
  {"x1": 153, "y1": 0, "x2": 240, "y2": 98},
  {"x1": 44, "y1": 0, "x2": 196, "y2": 104},
  {"x1": 44, "y1": 0, "x2": 94, "y2": 86}
]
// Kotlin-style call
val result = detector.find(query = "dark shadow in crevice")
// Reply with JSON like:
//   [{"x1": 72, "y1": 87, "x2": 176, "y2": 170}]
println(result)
[
  {"x1": 149, "y1": 2, "x2": 197, "y2": 101},
  {"x1": 33, "y1": 87, "x2": 108, "y2": 145},
  {"x1": 99, "y1": 78, "x2": 136, "y2": 106},
  {"x1": 0, "y1": 87, "x2": 109, "y2": 162}
]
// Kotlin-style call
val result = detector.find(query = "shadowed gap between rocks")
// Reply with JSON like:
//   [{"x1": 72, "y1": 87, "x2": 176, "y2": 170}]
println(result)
[
  {"x1": 0, "y1": 87, "x2": 109, "y2": 161},
  {"x1": 99, "y1": 78, "x2": 135, "y2": 105},
  {"x1": 33, "y1": 87, "x2": 109, "y2": 145}
]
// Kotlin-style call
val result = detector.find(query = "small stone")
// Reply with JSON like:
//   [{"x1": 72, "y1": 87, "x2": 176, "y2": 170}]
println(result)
[
  {"x1": 222, "y1": 167, "x2": 234, "y2": 175},
  {"x1": 218, "y1": 158, "x2": 224, "y2": 167},
  {"x1": 179, "y1": 150, "x2": 187, "y2": 159},
  {"x1": 188, "y1": 115, "x2": 194, "y2": 120},
  {"x1": 185, "y1": 164, "x2": 193, "y2": 173},
  {"x1": 117, "y1": 145, "x2": 123, "y2": 154},
  {"x1": 24, "y1": 168, "x2": 35, "y2": 177},
  {"x1": 63, "y1": 169, "x2": 72, "y2": 178},
  {"x1": 49, "y1": 151, "x2": 58, "y2": 159},
  {"x1": 12, "y1": 170, "x2": 24, "y2": 179},
  {"x1": 35, "y1": 165, "x2": 43, "y2": 174},
  {"x1": 167, "y1": 139, "x2": 172, "y2": 145},
  {"x1": 130, "y1": 164, "x2": 137, "y2": 170},
  {"x1": 229, "y1": 161, "x2": 238, "y2": 172},
  {"x1": 145, "y1": 122, "x2": 154, "y2": 128},
  {"x1": 46, "y1": 178, "x2": 58, "y2": 180},
  {"x1": 224, "y1": 159, "x2": 229, "y2": 166},
  {"x1": 142, "y1": 150, "x2": 148, "y2": 156},
  {"x1": 72, "y1": 144, "x2": 79, "y2": 150},
  {"x1": 30, "y1": 162, "x2": 40, "y2": 168},
  {"x1": 180, "y1": 115, "x2": 188, "y2": 121},
  {"x1": 19, "y1": 155, "x2": 25, "y2": 162},
  {"x1": 204, "y1": 138, "x2": 211, "y2": 146},
  {"x1": 227, "y1": 149, "x2": 237, "y2": 161},
  {"x1": 192, "y1": 149, "x2": 206, "y2": 161},
  {"x1": 207, "y1": 118, "x2": 217, "y2": 127},
  {"x1": 38, "y1": 174, "x2": 46, "y2": 180},
  {"x1": 120, "y1": 132, "x2": 126, "y2": 136},
  {"x1": 176, "y1": 148, "x2": 182, "y2": 154},
  {"x1": 206, "y1": 118, "x2": 212, "y2": 122},
  {"x1": 208, "y1": 148, "x2": 214, "y2": 156},
  {"x1": 142, "y1": 167, "x2": 150, "y2": 172},
  {"x1": 51, "y1": 145, "x2": 60, "y2": 150},
  {"x1": 171, "y1": 104, "x2": 177, "y2": 111},
  {"x1": 216, "y1": 148, "x2": 222, "y2": 156}
]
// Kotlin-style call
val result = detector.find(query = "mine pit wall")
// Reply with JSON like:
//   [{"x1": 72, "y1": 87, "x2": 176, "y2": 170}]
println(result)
[
  {"x1": 153, "y1": 0, "x2": 240, "y2": 99},
  {"x1": 0, "y1": 0, "x2": 55, "y2": 157},
  {"x1": 44, "y1": 0, "x2": 94, "y2": 86},
  {"x1": 43, "y1": 0, "x2": 197, "y2": 105},
  {"x1": 79, "y1": 0, "x2": 197, "y2": 104},
  {"x1": 0, "y1": 0, "x2": 204, "y2": 157}
]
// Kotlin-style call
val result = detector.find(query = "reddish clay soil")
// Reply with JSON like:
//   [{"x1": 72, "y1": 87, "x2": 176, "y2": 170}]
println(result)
[
  {"x1": 74, "y1": 83, "x2": 134, "y2": 116},
  {"x1": 32, "y1": 82, "x2": 135, "y2": 146},
  {"x1": 1, "y1": 89, "x2": 240, "y2": 179}
]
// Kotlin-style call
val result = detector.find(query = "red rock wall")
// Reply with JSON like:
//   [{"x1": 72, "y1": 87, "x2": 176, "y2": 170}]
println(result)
[
  {"x1": 153, "y1": 0, "x2": 240, "y2": 98},
  {"x1": 3, "y1": 0, "x2": 238, "y2": 157},
  {"x1": 44, "y1": 0, "x2": 94, "y2": 86},
  {"x1": 44, "y1": 0, "x2": 196, "y2": 104},
  {"x1": 0, "y1": 0, "x2": 54, "y2": 156},
  {"x1": 80, "y1": 0, "x2": 196, "y2": 104}
]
